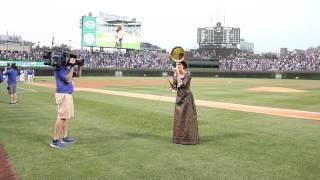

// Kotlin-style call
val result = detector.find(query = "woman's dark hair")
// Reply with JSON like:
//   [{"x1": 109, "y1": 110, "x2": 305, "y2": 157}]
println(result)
[
  {"x1": 116, "y1": 26, "x2": 122, "y2": 32},
  {"x1": 178, "y1": 61, "x2": 188, "y2": 69}
]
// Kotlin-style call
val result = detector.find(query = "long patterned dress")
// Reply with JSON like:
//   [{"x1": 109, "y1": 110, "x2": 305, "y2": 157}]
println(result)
[{"x1": 171, "y1": 71, "x2": 199, "y2": 144}]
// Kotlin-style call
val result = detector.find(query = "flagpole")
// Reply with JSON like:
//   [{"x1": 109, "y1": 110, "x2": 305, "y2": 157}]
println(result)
[
  {"x1": 51, "y1": 36, "x2": 54, "y2": 49},
  {"x1": 6, "y1": 31, "x2": 9, "y2": 51}
]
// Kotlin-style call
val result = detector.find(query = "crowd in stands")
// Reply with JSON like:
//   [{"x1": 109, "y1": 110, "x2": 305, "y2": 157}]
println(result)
[
  {"x1": 190, "y1": 50, "x2": 216, "y2": 59},
  {"x1": 2, "y1": 45, "x2": 320, "y2": 71},
  {"x1": 0, "y1": 50, "x2": 43, "y2": 61},
  {"x1": 75, "y1": 50, "x2": 172, "y2": 69},
  {"x1": 189, "y1": 48, "x2": 241, "y2": 59},
  {"x1": 0, "y1": 49, "x2": 172, "y2": 69},
  {"x1": 219, "y1": 47, "x2": 320, "y2": 71}
]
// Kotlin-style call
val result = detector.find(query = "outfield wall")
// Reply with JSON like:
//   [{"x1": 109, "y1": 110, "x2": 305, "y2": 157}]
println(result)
[{"x1": 30, "y1": 67, "x2": 320, "y2": 79}]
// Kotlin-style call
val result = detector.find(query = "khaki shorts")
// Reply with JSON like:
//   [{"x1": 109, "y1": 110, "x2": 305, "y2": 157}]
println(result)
[
  {"x1": 8, "y1": 84, "x2": 16, "y2": 95},
  {"x1": 55, "y1": 93, "x2": 74, "y2": 120}
]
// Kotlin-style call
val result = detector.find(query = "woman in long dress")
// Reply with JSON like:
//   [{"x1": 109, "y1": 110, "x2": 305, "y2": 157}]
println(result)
[{"x1": 169, "y1": 61, "x2": 199, "y2": 145}]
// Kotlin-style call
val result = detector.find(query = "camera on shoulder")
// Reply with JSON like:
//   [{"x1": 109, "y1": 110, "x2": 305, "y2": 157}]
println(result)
[{"x1": 43, "y1": 51, "x2": 84, "y2": 67}]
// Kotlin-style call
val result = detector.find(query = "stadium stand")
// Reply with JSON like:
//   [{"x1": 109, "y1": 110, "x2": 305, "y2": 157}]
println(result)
[
  {"x1": 219, "y1": 47, "x2": 320, "y2": 71},
  {"x1": 1, "y1": 39, "x2": 319, "y2": 71}
]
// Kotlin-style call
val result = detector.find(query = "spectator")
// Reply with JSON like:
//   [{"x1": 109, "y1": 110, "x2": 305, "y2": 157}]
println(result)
[{"x1": 3, "y1": 63, "x2": 18, "y2": 104}]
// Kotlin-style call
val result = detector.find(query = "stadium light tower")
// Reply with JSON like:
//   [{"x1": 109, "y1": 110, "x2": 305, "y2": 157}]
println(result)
[{"x1": 6, "y1": 32, "x2": 9, "y2": 51}]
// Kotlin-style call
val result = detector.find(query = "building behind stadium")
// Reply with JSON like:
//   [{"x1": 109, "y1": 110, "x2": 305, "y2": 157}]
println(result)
[{"x1": 0, "y1": 34, "x2": 33, "y2": 52}]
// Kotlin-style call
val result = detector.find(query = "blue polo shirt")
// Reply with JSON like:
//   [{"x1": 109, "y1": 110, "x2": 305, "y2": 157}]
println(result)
[
  {"x1": 0, "y1": 71, "x2": 3, "y2": 82},
  {"x1": 54, "y1": 66, "x2": 74, "y2": 94},
  {"x1": 4, "y1": 69, "x2": 17, "y2": 86},
  {"x1": 27, "y1": 69, "x2": 33, "y2": 75}
]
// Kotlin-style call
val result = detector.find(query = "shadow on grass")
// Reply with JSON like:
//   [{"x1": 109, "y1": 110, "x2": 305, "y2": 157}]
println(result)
[
  {"x1": 0, "y1": 100, "x2": 10, "y2": 105},
  {"x1": 126, "y1": 132, "x2": 170, "y2": 142},
  {"x1": 125, "y1": 132, "x2": 251, "y2": 145},
  {"x1": 200, "y1": 132, "x2": 252, "y2": 143},
  {"x1": 76, "y1": 129, "x2": 171, "y2": 144},
  {"x1": 1, "y1": 124, "x2": 252, "y2": 148},
  {"x1": 118, "y1": 131, "x2": 252, "y2": 145}
]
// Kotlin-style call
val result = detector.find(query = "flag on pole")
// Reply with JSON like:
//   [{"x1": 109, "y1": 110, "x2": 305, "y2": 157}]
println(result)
[{"x1": 51, "y1": 36, "x2": 54, "y2": 47}]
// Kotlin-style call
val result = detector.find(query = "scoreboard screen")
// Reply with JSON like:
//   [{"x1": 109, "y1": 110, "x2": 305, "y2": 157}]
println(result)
[
  {"x1": 82, "y1": 15, "x2": 141, "y2": 50},
  {"x1": 214, "y1": 22, "x2": 224, "y2": 44},
  {"x1": 197, "y1": 22, "x2": 240, "y2": 45}
]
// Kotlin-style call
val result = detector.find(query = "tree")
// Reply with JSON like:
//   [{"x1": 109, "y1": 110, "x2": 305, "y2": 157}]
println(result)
[{"x1": 51, "y1": 44, "x2": 70, "y2": 52}]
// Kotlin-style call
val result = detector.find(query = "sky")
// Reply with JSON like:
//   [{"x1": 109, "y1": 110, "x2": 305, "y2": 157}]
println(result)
[{"x1": 0, "y1": 0, "x2": 319, "y2": 53}]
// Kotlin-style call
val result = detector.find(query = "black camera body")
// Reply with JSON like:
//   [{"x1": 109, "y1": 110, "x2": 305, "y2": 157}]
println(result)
[{"x1": 43, "y1": 51, "x2": 84, "y2": 67}]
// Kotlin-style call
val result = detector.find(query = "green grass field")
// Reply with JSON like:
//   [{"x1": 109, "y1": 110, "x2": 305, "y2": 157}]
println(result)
[
  {"x1": 96, "y1": 32, "x2": 141, "y2": 49},
  {"x1": 1, "y1": 77, "x2": 320, "y2": 179}
]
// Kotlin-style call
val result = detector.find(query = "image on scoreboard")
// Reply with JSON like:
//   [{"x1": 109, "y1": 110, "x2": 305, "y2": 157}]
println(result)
[{"x1": 82, "y1": 15, "x2": 141, "y2": 50}]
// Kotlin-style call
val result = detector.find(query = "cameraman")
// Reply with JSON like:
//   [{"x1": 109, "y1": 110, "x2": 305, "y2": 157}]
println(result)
[
  {"x1": 3, "y1": 63, "x2": 18, "y2": 104},
  {"x1": 50, "y1": 55, "x2": 77, "y2": 149}
]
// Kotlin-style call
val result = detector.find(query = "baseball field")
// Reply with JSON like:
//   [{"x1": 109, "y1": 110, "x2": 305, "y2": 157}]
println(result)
[{"x1": 1, "y1": 76, "x2": 320, "y2": 179}]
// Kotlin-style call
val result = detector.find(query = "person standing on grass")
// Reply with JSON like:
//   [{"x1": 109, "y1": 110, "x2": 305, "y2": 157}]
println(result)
[
  {"x1": 3, "y1": 63, "x2": 18, "y2": 104},
  {"x1": 27, "y1": 68, "x2": 33, "y2": 84},
  {"x1": 24, "y1": 69, "x2": 28, "y2": 82},
  {"x1": 0, "y1": 69, "x2": 3, "y2": 91},
  {"x1": 0, "y1": 69, "x2": 3, "y2": 82},
  {"x1": 168, "y1": 58, "x2": 199, "y2": 145},
  {"x1": 19, "y1": 69, "x2": 24, "y2": 82},
  {"x1": 50, "y1": 54, "x2": 77, "y2": 149}
]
